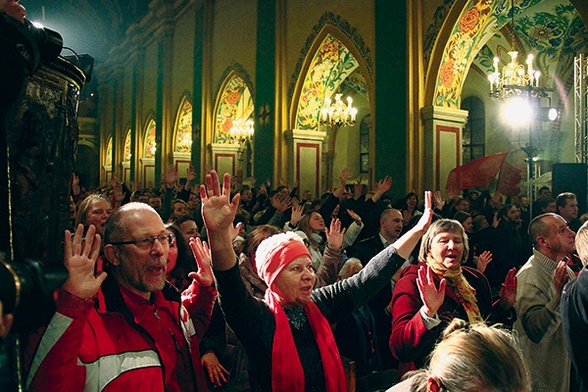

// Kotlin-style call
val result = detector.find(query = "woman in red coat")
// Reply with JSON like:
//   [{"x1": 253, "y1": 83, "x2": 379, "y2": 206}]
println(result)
[{"x1": 389, "y1": 218, "x2": 517, "y2": 378}]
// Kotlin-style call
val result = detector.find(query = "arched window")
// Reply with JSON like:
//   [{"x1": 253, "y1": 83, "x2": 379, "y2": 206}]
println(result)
[
  {"x1": 123, "y1": 129, "x2": 132, "y2": 162},
  {"x1": 461, "y1": 96, "x2": 485, "y2": 163},
  {"x1": 144, "y1": 119, "x2": 157, "y2": 158},
  {"x1": 175, "y1": 99, "x2": 193, "y2": 152}
]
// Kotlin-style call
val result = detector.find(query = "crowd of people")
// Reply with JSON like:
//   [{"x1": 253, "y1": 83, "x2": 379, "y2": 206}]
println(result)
[{"x1": 4, "y1": 164, "x2": 588, "y2": 391}]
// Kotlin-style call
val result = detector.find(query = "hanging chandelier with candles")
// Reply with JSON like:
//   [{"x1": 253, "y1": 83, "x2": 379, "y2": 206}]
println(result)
[
  {"x1": 486, "y1": 0, "x2": 550, "y2": 102},
  {"x1": 229, "y1": 118, "x2": 254, "y2": 143},
  {"x1": 320, "y1": 93, "x2": 357, "y2": 127},
  {"x1": 487, "y1": 51, "x2": 548, "y2": 101}
]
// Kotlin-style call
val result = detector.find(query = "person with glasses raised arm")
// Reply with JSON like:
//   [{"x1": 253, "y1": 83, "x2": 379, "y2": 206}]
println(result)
[{"x1": 24, "y1": 202, "x2": 216, "y2": 392}]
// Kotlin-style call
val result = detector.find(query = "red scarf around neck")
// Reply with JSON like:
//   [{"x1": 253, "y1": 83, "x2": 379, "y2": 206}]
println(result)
[{"x1": 265, "y1": 290, "x2": 347, "y2": 392}]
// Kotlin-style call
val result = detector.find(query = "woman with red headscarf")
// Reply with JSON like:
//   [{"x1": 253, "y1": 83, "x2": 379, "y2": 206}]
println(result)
[{"x1": 193, "y1": 171, "x2": 433, "y2": 392}]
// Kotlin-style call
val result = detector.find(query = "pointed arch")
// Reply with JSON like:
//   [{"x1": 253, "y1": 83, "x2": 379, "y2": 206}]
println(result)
[
  {"x1": 212, "y1": 65, "x2": 255, "y2": 144},
  {"x1": 173, "y1": 95, "x2": 193, "y2": 153},
  {"x1": 426, "y1": 0, "x2": 584, "y2": 108},
  {"x1": 289, "y1": 18, "x2": 373, "y2": 130}
]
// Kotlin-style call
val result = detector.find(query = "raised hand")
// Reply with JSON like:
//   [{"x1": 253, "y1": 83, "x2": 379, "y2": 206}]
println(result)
[
  {"x1": 229, "y1": 222, "x2": 244, "y2": 242},
  {"x1": 165, "y1": 165, "x2": 179, "y2": 187},
  {"x1": 446, "y1": 186, "x2": 459, "y2": 201},
  {"x1": 271, "y1": 194, "x2": 292, "y2": 213},
  {"x1": 554, "y1": 260, "x2": 570, "y2": 294},
  {"x1": 499, "y1": 267, "x2": 517, "y2": 310},
  {"x1": 325, "y1": 218, "x2": 346, "y2": 251},
  {"x1": 290, "y1": 204, "x2": 304, "y2": 227},
  {"x1": 200, "y1": 171, "x2": 239, "y2": 234},
  {"x1": 416, "y1": 265, "x2": 446, "y2": 318},
  {"x1": 110, "y1": 174, "x2": 121, "y2": 188},
  {"x1": 412, "y1": 191, "x2": 433, "y2": 233},
  {"x1": 185, "y1": 163, "x2": 197, "y2": 189},
  {"x1": 346, "y1": 209, "x2": 362, "y2": 225},
  {"x1": 475, "y1": 250, "x2": 492, "y2": 273},
  {"x1": 339, "y1": 168, "x2": 351, "y2": 184},
  {"x1": 432, "y1": 190, "x2": 445, "y2": 210},
  {"x1": 71, "y1": 172, "x2": 80, "y2": 187},
  {"x1": 187, "y1": 237, "x2": 215, "y2": 288},
  {"x1": 62, "y1": 224, "x2": 106, "y2": 299},
  {"x1": 376, "y1": 176, "x2": 392, "y2": 194}
]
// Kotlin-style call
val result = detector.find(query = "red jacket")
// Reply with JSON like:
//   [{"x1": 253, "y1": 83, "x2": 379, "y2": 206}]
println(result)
[
  {"x1": 25, "y1": 275, "x2": 216, "y2": 391},
  {"x1": 390, "y1": 262, "x2": 513, "y2": 378}
]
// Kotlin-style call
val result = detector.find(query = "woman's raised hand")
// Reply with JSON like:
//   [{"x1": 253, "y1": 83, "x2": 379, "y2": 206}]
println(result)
[
  {"x1": 325, "y1": 218, "x2": 346, "y2": 251},
  {"x1": 412, "y1": 191, "x2": 433, "y2": 233},
  {"x1": 416, "y1": 265, "x2": 446, "y2": 318}
]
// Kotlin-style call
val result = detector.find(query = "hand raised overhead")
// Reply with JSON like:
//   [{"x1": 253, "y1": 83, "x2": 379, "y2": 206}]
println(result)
[
  {"x1": 200, "y1": 171, "x2": 240, "y2": 234},
  {"x1": 325, "y1": 218, "x2": 346, "y2": 251},
  {"x1": 412, "y1": 191, "x2": 433, "y2": 233}
]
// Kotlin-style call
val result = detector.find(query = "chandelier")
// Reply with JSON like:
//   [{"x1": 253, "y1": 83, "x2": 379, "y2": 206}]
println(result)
[
  {"x1": 320, "y1": 93, "x2": 357, "y2": 127},
  {"x1": 487, "y1": 51, "x2": 548, "y2": 101},
  {"x1": 487, "y1": 0, "x2": 550, "y2": 102},
  {"x1": 230, "y1": 118, "x2": 254, "y2": 143}
]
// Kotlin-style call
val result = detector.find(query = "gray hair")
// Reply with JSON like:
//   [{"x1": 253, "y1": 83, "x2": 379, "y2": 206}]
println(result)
[{"x1": 418, "y1": 219, "x2": 469, "y2": 264}]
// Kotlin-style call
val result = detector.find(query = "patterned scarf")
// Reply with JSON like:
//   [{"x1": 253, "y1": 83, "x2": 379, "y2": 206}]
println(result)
[{"x1": 426, "y1": 257, "x2": 483, "y2": 323}]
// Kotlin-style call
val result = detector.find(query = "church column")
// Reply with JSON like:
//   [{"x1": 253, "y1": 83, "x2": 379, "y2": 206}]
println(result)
[
  {"x1": 129, "y1": 35, "x2": 145, "y2": 184},
  {"x1": 421, "y1": 105, "x2": 468, "y2": 192},
  {"x1": 374, "y1": 0, "x2": 407, "y2": 200},
  {"x1": 154, "y1": 3, "x2": 175, "y2": 187},
  {"x1": 253, "y1": 0, "x2": 277, "y2": 184},
  {"x1": 193, "y1": 0, "x2": 214, "y2": 180}
]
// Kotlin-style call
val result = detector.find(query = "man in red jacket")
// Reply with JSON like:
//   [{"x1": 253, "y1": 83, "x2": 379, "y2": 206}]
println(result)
[{"x1": 25, "y1": 203, "x2": 216, "y2": 391}]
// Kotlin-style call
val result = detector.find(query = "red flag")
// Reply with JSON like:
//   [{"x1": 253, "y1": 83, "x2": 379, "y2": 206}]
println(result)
[
  {"x1": 497, "y1": 161, "x2": 522, "y2": 197},
  {"x1": 446, "y1": 153, "x2": 507, "y2": 193}
]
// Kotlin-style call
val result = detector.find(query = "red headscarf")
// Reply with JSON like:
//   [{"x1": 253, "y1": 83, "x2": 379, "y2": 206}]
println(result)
[{"x1": 257, "y1": 236, "x2": 347, "y2": 392}]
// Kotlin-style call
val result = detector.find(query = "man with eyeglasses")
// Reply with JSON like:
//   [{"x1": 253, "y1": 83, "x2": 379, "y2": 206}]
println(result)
[{"x1": 25, "y1": 203, "x2": 216, "y2": 392}]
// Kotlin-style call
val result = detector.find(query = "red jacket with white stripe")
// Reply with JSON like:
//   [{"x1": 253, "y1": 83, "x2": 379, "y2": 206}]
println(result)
[{"x1": 25, "y1": 275, "x2": 216, "y2": 391}]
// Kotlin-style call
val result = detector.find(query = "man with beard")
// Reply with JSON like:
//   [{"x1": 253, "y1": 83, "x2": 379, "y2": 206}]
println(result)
[
  {"x1": 484, "y1": 203, "x2": 532, "y2": 294},
  {"x1": 25, "y1": 203, "x2": 216, "y2": 391},
  {"x1": 514, "y1": 213, "x2": 577, "y2": 392}
]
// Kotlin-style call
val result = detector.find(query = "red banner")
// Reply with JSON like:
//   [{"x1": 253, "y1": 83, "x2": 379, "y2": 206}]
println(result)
[
  {"x1": 497, "y1": 160, "x2": 522, "y2": 196},
  {"x1": 446, "y1": 153, "x2": 507, "y2": 193}
]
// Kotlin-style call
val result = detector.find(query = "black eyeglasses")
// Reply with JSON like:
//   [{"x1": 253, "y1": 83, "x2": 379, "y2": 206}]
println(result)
[{"x1": 109, "y1": 233, "x2": 175, "y2": 250}]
